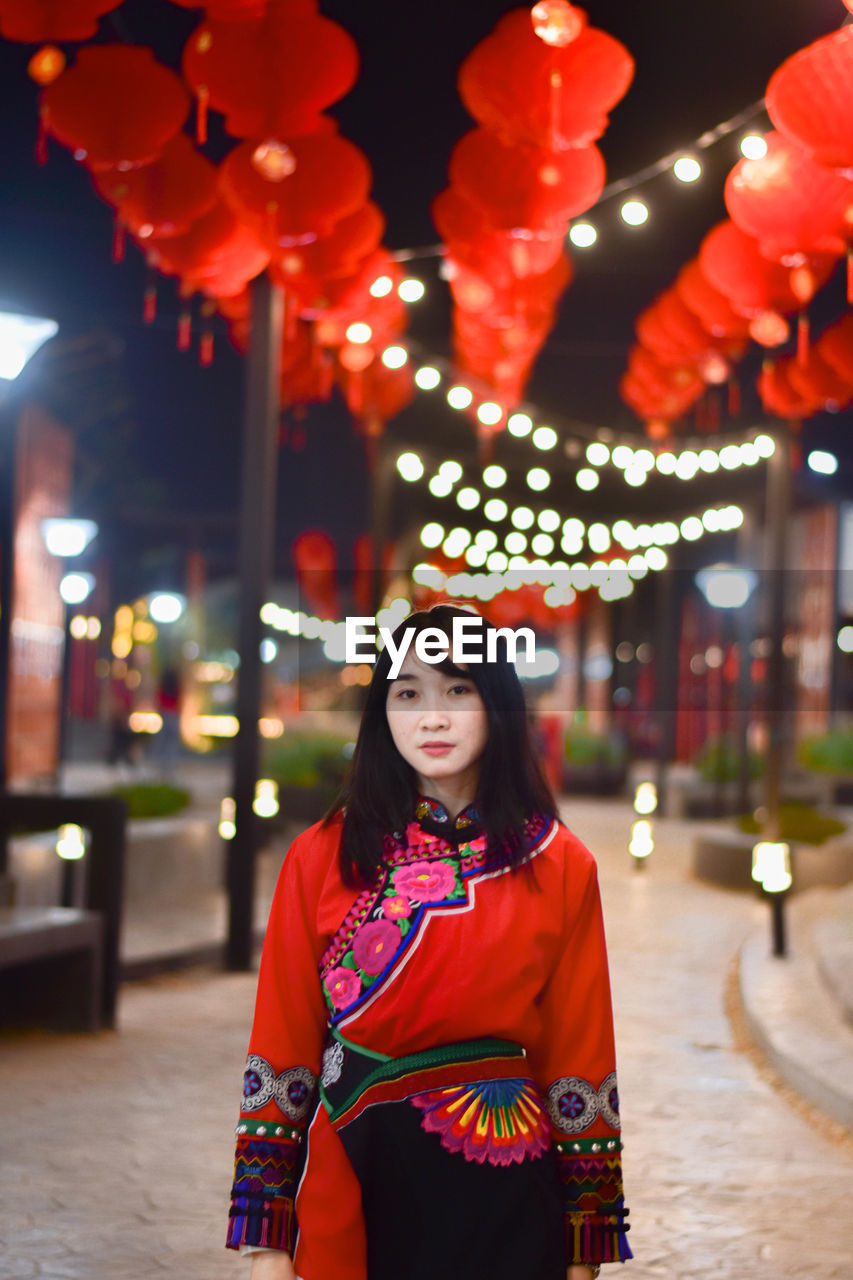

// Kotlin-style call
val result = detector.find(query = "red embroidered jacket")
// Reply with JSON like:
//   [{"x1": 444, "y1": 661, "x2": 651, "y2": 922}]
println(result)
[{"x1": 227, "y1": 810, "x2": 630, "y2": 1276}]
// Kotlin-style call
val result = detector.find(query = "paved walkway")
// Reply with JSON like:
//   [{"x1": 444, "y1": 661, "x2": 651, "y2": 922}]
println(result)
[{"x1": 1, "y1": 797, "x2": 852, "y2": 1279}]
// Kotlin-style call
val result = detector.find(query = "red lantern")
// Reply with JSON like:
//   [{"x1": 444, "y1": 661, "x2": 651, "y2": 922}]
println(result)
[
  {"x1": 786, "y1": 347, "x2": 853, "y2": 412},
  {"x1": 627, "y1": 345, "x2": 704, "y2": 401},
  {"x1": 293, "y1": 530, "x2": 340, "y2": 621},
  {"x1": 816, "y1": 313, "x2": 853, "y2": 383},
  {"x1": 766, "y1": 27, "x2": 853, "y2": 173},
  {"x1": 338, "y1": 358, "x2": 414, "y2": 423},
  {"x1": 93, "y1": 134, "x2": 219, "y2": 240},
  {"x1": 725, "y1": 131, "x2": 852, "y2": 264},
  {"x1": 310, "y1": 250, "x2": 406, "y2": 348},
  {"x1": 219, "y1": 130, "x2": 371, "y2": 244},
  {"x1": 433, "y1": 188, "x2": 564, "y2": 286},
  {"x1": 0, "y1": 1, "x2": 122, "y2": 42},
  {"x1": 280, "y1": 324, "x2": 334, "y2": 409},
  {"x1": 41, "y1": 46, "x2": 190, "y2": 171},
  {"x1": 700, "y1": 220, "x2": 808, "y2": 317},
  {"x1": 675, "y1": 259, "x2": 750, "y2": 339},
  {"x1": 270, "y1": 202, "x2": 384, "y2": 292},
  {"x1": 458, "y1": 8, "x2": 633, "y2": 150},
  {"x1": 149, "y1": 199, "x2": 270, "y2": 296},
  {"x1": 756, "y1": 360, "x2": 814, "y2": 420},
  {"x1": 449, "y1": 129, "x2": 605, "y2": 231},
  {"x1": 182, "y1": 9, "x2": 357, "y2": 140}
]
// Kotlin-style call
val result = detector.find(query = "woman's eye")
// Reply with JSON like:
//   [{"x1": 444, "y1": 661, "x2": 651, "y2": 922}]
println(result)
[{"x1": 449, "y1": 683, "x2": 473, "y2": 696}]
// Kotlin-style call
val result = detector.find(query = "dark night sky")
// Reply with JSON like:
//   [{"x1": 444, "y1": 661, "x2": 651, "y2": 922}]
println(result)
[{"x1": 0, "y1": 0, "x2": 850, "y2": 592}]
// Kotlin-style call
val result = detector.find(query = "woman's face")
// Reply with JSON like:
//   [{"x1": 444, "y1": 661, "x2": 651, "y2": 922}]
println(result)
[{"x1": 385, "y1": 645, "x2": 489, "y2": 808}]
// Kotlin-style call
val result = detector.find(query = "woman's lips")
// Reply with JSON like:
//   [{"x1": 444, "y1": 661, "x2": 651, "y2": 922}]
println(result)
[{"x1": 420, "y1": 743, "x2": 453, "y2": 756}]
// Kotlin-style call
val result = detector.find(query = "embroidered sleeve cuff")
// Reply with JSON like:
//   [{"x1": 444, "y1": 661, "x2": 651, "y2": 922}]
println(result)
[
  {"x1": 555, "y1": 1138, "x2": 633, "y2": 1266},
  {"x1": 227, "y1": 1120, "x2": 305, "y2": 1252}
]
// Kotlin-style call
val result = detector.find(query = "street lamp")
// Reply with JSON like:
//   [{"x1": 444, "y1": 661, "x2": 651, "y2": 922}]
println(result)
[
  {"x1": 695, "y1": 563, "x2": 758, "y2": 814},
  {"x1": 41, "y1": 517, "x2": 98, "y2": 559},
  {"x1": 0, "y1": 308, "x2": 60, "y2": 791},
  {"x1": 0, "y1": 310, "x2": 58, "y2": 383}
]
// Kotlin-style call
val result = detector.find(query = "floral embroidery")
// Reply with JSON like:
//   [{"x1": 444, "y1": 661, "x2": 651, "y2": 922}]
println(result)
[
  {"x1": 325, "y1": 966, "x2": 363, "y2": 1010},
  {"x1": 318, "y1": 813, "x2": 556, "y2": 1023},
  {"x1": 383, "y1": 894, "x2": 412, "y2": 920},
  {"x1": 391, "y1": 858, "x2": 459, "y2": 903},
  {"x1": 412, "y1": 1077, "x2": 551, "y2": 1166},
  {"x1": 352, "y1": 918, "x2": 402, "y2": 975}
]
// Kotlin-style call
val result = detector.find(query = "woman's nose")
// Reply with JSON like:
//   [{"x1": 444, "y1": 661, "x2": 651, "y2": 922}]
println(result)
[{"x1": 419, "y1": 701, "x2": 450, "y2": 726}]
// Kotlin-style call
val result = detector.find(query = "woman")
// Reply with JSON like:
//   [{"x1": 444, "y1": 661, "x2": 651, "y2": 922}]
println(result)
[{"x1": 227, "y1": 605, "x2": 631, "y2": 1280}]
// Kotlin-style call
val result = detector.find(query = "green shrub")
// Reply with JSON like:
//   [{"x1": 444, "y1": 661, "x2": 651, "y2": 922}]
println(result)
[
  {"x1": 109, "y1": 782, "x2": 191, "y2": 819},
  {"x1": 798, "y1": 729, "x2": 853, "y2": 775},
  {"x1": 694, "y1": 736, "x2": 763, "y2": 783},
  {"x1": 263, "y1": 730, "x2": 353, "y2": 794},
  {"x1": 564, "y1": 720, "x2": 626, "y2": 768},
  {"x1": 738, "y1": 802, "x2": 846, "y2": 846}
]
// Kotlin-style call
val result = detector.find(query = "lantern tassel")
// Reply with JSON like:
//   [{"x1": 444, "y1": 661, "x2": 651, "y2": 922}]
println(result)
[
  {"x1": 727, "y1": 376, "x2": 741, "y2": 417},
  {"x1": 178, "y1": 309, "x2": 192, "y2": 352},
  {"x1": 549, "y1": 66, "x2": 562, "y2": 150},
  {"x1": 143, "y1": 282, "x2": 157, "y2": 324},
  {"x1": 848, "y1": 250, "x2": 853, "y2": 306},
  {"x1": 797, "y1": 313, "x2": 809, "y2": 368},
  {"x1": 112, "y1": 219, "x2": 126, "y2": 264},
  {"x1": 196, "y1": 85, "x2": 209, "y2": 145},
  {"x1": 200, "y1": 330, "x2": 214, "y2": 367},
  {"x1": 36, "y1": 106, "x2": 48, "y2": 165}
]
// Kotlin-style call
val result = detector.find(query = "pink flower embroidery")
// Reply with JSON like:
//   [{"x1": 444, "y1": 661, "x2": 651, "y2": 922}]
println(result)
[
  {"x1": 352, "y1": 919, "x2": 401, "y2": 976},
  {"x1": 392, "y1": 859, "x2": 457, "y2": 903},
  {"x1": 383, "y1": 895, "x2": 412, "y2": 921},
  {"x1": 324, "y1": 966, "x2": 363, "y2": 1010}
]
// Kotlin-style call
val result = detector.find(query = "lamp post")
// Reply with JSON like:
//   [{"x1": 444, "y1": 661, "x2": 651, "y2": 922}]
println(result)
[
  {"x1": 0, "y1": 309, "x2": 60, "y2": 790},
  {"x1": 39, "y1": 519, "x2": 99, "y2": 780},
  {"x1": 695, "y1": 563, "x2": 758, "y2": 814}
]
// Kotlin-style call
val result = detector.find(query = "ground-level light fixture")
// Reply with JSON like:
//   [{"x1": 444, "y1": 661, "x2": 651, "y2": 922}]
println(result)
[{"x1": 752, "y1": 840, "x2": 792, "y2": 957}]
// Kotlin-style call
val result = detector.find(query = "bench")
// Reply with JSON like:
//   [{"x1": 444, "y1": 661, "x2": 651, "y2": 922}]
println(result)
[{"x1": 0, "y1": 906, "x2": 104, "y2": 1032}]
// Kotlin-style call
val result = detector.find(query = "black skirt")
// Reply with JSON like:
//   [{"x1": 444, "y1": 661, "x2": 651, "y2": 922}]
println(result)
[{"x1": 319, "y1": 1031, "x2": 566, "y2": 1280}]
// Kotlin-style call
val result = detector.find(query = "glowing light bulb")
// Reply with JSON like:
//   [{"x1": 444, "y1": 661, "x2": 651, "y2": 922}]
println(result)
[
  {"x1": 429, "y1": 475, "x2": 452, "y2": 497},
  {"x1": 396, "y1": 452, "x2": 424, "y2": 482},
  {"x1": 420, "y1": 522, "x2": 445, "y2": 548},
  {"x1": 398, "y1": 278, "x2": 425, "y2": 303},
  {"x1": 526, "y1": 467, "x2": 550, "y2": 491},
  {"x1": 576, "y1": 468, "x2": 599, "y2": 491},
  {"x1": 507, "y1": 412, "x2": 532, "y2": 437},
  {"x1": 532, "y1": 425, "x2": 558, "y2": 450},
  {"x1": 483, "y1": 465, "x2": 507, "y2": 488},
  {"x1": 484, "y1": 498, "x2": 508, "y2": 522},
  {"x1": 382, "y1": 345, "x2": 408, "y2": 369},
  {"x1": 447, "y1": 385, "x2": 473, "y2": 409},
  {"x1": 251, "y1": 140, "x2": 296, "y2": 181},
  {"x1": 569, "y1": 222, "x2": 597, "y2": 248},
  {"x1": 438, "y1": 460, "x2": 463, "y2": 483},
  {"x1": 346, "y1": 322, "x2": 372, "y2": 344},
  {"x1": 673, "y1": 156, "x2": 701, "y2": 183},
  {"x1": 586, "y1": 442, "x2": 610, "y2": 466},
  {"x1": 415, "y1": 366, "x2": 441, "y2": 390},
  {"x1": 531, "y1": 0, "x2": 584, "y2": 46},
  {"x1": 621, "y1": 199, "x2": 649, "y2": 226},
  {"x1": 511, "y1": 506, "x2": 535, "y2": 530},
  {"x1": 740, "y1": 134, "x2": 767, "y2": 160},
  {"x1": 808, "y1": 450, "x2": 838, "y2": 476},
  {"x1": 538, "y1": 509, "x2": 560, "y2": 532},
  {"x1": 457, "y1": 487, "x2": 480, "y2": 510},
  {"x1": 369, "y1": 275, "x2": 393, "y2": 298},
  {"x1": 477, "y1": 401, "x2": 503, "y2": 426}
]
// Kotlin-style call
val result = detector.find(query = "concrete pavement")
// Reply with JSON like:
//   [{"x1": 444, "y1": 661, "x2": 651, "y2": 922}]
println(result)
[{"x1": 1, "y1": 795, "x2": 852, "y2": 1279}]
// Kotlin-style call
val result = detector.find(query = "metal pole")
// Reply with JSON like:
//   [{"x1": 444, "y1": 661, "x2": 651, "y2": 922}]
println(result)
[
  {"x1": 763, "y1": 427, "x2": 791, "y2": 839},
  {"x1": 653, "y1": 555, "x2": 678, "y2": 817},
  {"x1": 0, "y1": 401, "x2": 16, "y2": 798},
  {"x1": 227, "y1": 274, "x2": 284, "y2": 971},
  {"x1": 770, "y1": 893, "x2": 787, "y2": 958},
  {"x1": 369, "y1": 422, "x2": 392, "y2": 619}
]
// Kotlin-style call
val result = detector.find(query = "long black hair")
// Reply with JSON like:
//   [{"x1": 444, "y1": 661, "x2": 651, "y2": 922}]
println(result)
[{"x1": 328, "y1": 604, "x2": 557, "y2": 886}]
